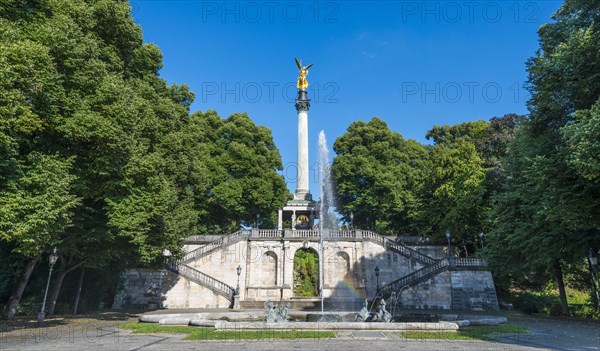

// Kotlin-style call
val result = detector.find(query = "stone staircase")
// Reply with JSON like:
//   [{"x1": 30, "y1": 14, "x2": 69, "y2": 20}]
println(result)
[
  {"x1": 240, "y1": 299, "x2": 321, "y2": 310},
  {"x1": 164, "y1": 231, "x2": 249, "y2": 307},
  {"x1": 362, "y1": 231, "x2": 438, "y2": 265},
  {"x1": 379, "y1": 257, "x2": 487, "y2": 299},
  {"x1": 363, "y1": 231, "x2": 489, "y2": 303},
  {"x1": 182, "y1": 230, "x2": 248, "y2": 263},
  {"x1": 166, "y1": 261, "x2": 236, "y2": 304}
]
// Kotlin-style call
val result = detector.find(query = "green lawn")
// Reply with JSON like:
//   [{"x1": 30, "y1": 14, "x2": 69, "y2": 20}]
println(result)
[
  {"x1": 400, "y1": 324, "x2": 529, "y2": 341},
  {"x1": 121, "y1": 322, "x2": 336, "y2": 340}
]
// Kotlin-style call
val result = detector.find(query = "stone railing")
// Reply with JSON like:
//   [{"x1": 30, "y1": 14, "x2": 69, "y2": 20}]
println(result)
[
  {"x1": 252, "y1": 229, "x2": 282, "y2": 239},
  {"x1": 166, "y1": 261, "x2": 235, "y2": 302},
  {"x1": 326, "y1": 229, "x2": 357, "y2": 239},
  {"x1": 395, "y1": 236, "x2": 433, "y2": 245},
  {"x1": 183, "y1": 229, "x2": 441, "y2": 268},
  {"x1": 283, "y1": 229, "x2": 361, "y2": 240},
  {"x1": 452, "y1": 257, "x2": 487, "y2": 268},
  {"x1": 182, "y1": 241, "x2": 222, "y2": 263},
  {"x1": 385, "y1": 239, "x2": 438, "y2": 265},
  {"x1": 361, "y1": 230, "x2": 384, "y2": 244},
  {"x1": 284, "y1": 229, "x2": 317, "y2": 239},
  {"x1": 184, "y1": 234, "x2": 225, "y2": 243},
  {"x1": 361, "y1": 230, "x2": 437, "y2": 265},
  {"x1": 183, "y1": 231, "x2": 248, "y2": 263},
  {"x1": 379, "y1": 257, "x2": 488, "y2": 297},
  {"x1": 380, "y1": 259, "x2": 450, "y2": 297}
]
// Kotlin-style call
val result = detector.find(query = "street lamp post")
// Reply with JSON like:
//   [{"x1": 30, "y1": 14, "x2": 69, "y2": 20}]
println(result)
[
  {"x1": 375, "y1": 265, "x2": 380, "y2": 295},
  {"x1": 478, "y1": 231, "x2": 484, "y2": 250},
  {"x1": 38, "y1": 248, "x2": 59, "y2": 325},
  {"x1": 587, "y1": 249, "x2": 599, "y2": 311},
  {"x1": 236, "y1": 265, "x2": 242, "y2": 295},
  {"x1": 256, "y1": 214, "x2": 260, "y2": 229},
  {"x1": 350, "y1": 212, "x2": 354, "y2": 230},
  {"x1": 445, "y1": 230, "x2": 452, "y2": 258}
]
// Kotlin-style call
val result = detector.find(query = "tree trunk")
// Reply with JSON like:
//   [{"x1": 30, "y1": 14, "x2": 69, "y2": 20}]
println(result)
[
  {"x1": 4, "y1": 256, "x2": 39, "y2": 320},
  {"x1": 73, "y1": 267, "x2": 85, "y2": 315},
  {"x1": 47, "y1": 259, "x2": 85, "y2": 315},
  {"x1": 555, "y1": 260, "x2": 570, "y2": 316},
  {"x1": 47, "y1": 269, "x2": 67, "y2": 315}
]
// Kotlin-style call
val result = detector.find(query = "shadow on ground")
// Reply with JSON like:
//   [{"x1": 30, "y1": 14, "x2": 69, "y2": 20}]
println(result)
[{"x1": 0, "y1": 310, "x2": 143, "y2": 333}]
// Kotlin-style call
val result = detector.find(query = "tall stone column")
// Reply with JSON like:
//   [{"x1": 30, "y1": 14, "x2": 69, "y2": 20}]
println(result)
[
  {"x1": 295, "y1": 89, "x2": 310, "y2": 200},
  {"x1": 277, "y1": 209, "x2": 283, "y2": 230}
]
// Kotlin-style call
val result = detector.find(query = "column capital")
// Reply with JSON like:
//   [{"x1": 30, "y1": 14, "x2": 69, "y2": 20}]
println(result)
[
  {"x1": 295, "y1": 100, "x2": 310, "y2": 112},
  {"x1": 295, "y1": 89, "x2": 310, "y2": 112}
]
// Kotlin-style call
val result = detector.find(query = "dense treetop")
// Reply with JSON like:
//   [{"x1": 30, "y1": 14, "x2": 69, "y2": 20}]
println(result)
[{"x1": 0, "y1": 0, "x2": 289, "y2": 318}]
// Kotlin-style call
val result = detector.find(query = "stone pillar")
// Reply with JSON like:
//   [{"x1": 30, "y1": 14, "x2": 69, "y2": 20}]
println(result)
[
  {"x1": 277, "y1": 209, "x2": 283, "y2": 230},
  {"x1": 291, "y1": 211, "x2": 296, "y2": 231},
  {"x1": 282, "y1": 243, "x2": 294, "y2": 299},
  {"x1": 233, "y1": 294, "x2": 240, "y2": 309},
  {"x1": 281, "y1": 245, "x2": 286, "y2": 287},
  {"x1": 295, "y1": 89, "x2": 310, "y2": 200}
]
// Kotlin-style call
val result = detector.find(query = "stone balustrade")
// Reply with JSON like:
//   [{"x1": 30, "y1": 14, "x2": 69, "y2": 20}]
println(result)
[{"x1": 452, "y1": 257, "x2": 487, "y2": 267}]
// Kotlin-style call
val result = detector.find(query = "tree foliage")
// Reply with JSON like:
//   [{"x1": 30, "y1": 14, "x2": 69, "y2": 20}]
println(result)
[
  {"x1": 332, "y1": 115, "x2": 521, "y2": 256},
  {"x1": 332, "y1": 118, "x2": 427, "y2": 235},
  {"x1": 420, "y1": 131, "x2": 486, "y2": 251},
  {"x1": 484, "y1": 0, "x2": 600, "y2": 314},
  {"x1": 293, "y1": 249, "x2": 319, "y2": 297},
  {"x1": 0, "y1": 0, "x2": 289, "y2": 317}
]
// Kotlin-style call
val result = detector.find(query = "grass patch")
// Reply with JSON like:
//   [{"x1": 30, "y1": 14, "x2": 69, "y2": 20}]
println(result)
[
  {"x1": 121, "y1": 322, "x2": 335, "y2": 340},
  {"x1": 511, "y1": 286, "x2": 599, "y2": 319},
  {"x1": 400, "y1": 324, "x2": 529, "y2": 341}
]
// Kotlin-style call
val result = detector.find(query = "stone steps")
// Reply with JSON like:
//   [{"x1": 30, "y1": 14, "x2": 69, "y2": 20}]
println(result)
[{"x1": 240, "y1": 299, "x2": 321, "y2": 310}]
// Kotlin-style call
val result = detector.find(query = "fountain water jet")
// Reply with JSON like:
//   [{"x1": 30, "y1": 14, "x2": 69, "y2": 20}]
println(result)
[{"x1": 318, "y1": 130, "x2": 336, "y2": 314}]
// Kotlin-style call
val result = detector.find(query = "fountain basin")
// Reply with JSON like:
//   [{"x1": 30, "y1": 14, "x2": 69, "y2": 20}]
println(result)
[
  {"x1": 140, "y1": 311, "x2": 261, "y2": 323},
  {"x1": 140, "y1": 311, "x2": 504, "y2": 331},
  {"x1": 306, "y1": 313, "x2": 346, "y2": 322},
  {"x1": 209, "y1": 321, "x2": 459, "y2": 331}
]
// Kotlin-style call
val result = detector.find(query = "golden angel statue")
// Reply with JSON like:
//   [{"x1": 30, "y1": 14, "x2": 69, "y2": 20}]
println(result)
[{"x1": 295, "y1": 58, "x2": 314, "y2": 89}]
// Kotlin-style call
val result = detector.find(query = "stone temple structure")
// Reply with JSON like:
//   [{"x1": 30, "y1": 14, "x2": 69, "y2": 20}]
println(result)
[{"x1": 112, "y1": 61, "x2": 499, "y2": 312}]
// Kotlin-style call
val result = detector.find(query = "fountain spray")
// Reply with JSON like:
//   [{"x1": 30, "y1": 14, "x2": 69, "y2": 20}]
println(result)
[{"x1": 318, "y1": 130, "x2": 334, "y2": 314}]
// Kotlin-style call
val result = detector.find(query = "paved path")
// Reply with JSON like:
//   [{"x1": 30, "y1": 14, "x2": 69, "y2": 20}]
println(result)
[
  {"x1": 1, "y1": 314, "x2": 598, "y2": 351},
  {"x1": 491, "y1": 316, "x2": 600, "y2": 351}
]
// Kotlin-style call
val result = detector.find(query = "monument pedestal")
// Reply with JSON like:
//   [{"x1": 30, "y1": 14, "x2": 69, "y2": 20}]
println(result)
[{"x1": 278, "y1": 199, "x2": 319, "y2": 230}]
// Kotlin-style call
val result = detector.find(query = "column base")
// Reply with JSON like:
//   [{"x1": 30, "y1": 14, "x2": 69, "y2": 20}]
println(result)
[{"x1": 294, "y1": 191, "x2": 312, "y2": 201}]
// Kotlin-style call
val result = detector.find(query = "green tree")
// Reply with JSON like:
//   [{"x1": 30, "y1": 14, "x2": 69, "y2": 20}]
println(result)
[
  {"x1": 293, "y1": 249, "x2": 319, "y2": 296},
  {"x1": 486, "y1": 0, "x2": 600, "y2": 315},
  {"x1": 165, "y1": 110, "x2": 290, "y2": 234},
  {"x1": 420, "y1": 134, "x2": 487, "y2": 253},
  {"x1": 1, "y1": 0, "x2": 291, "y2": 318},
  {"x1": 332, "y1": 118, "x2": 427, "y2": 235},
  {"x1": 425, "y1": 120, "x2": 489, "y2": 146},
  {"x1": 0, "y1": 0, "x2": 193, "y2": 317},
  {"x1": 563, "y1": 99, "x2": 600, "y2": 187},
  {"x1": 0, "y1": 153, "x2": 79, "y2": 319},
  {"x1": 420, "y1": 116, "x2": 523, "y2": 255}
]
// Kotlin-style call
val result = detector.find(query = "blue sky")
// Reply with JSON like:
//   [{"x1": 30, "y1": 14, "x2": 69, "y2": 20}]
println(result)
[{"x1": 131, "y1": 0, "x2": 561, "y2": 197}]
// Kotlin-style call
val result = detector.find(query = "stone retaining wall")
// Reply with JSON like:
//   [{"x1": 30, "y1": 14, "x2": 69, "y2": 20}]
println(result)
[{"x1": 112, "y1": 238, "x2": 498, "y2": 311}]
